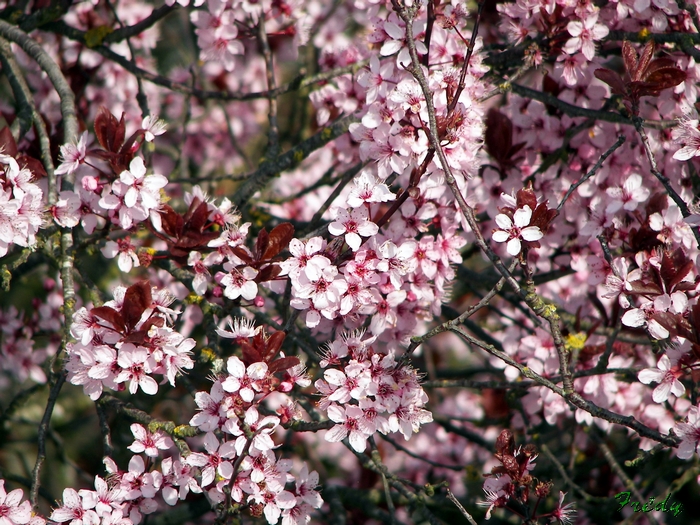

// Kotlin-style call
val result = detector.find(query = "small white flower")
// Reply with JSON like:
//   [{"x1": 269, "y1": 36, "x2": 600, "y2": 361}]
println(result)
[{"x1": 492, "y1": 205, "x2": 543, "y2": 256}]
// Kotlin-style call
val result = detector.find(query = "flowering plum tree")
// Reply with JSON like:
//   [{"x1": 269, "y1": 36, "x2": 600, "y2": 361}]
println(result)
[{"x1": 1, "y1": 0, "x2": 700, "y2": 524}]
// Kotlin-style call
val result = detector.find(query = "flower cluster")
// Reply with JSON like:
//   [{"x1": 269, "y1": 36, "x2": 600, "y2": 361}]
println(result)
[
  {"x1": 0, "y1": 148, "x2": 43, "y2": 258},
  {"x1": 65, "y1": 281, "x2": 195, "y2": 399},
  {"x1": 51, "y1": 110, "x2": 169, "y2": 234},
  {"x1": 184, "y1": 322, "x2": 322, "y2": 524},
  {"x1": 315, "y1": 330, "x2": 432, "y2": 452}
]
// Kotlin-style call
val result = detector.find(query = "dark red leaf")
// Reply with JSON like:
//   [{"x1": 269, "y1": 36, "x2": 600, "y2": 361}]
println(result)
[
  {"x1": 626, "y1": 280, "x2": 663, "y2": 296},
  {"x1": 231, "y1": 247, "x2": 254, "y2": 265},
  {"x1": 158, "y1": 206, "x2": 183, "y2": 238},
  {"x1": 268, "y1": 356, "x2": 301, "y2": 373},
  {"x1": 240, "y1": 341, "x2": 264, "y2": 366},
  {"x1": 255, "y1": 228, "x2": 270, "y2": 262},
  {"x1": 262, "y1": 223, "x2": 295, "y2": 260},
  {"x1": 264, "y1": 332, "x2": 286, "y2": 362},
  {"x1": 515, "y1": 185, "x2": 538, "y2": 211},
  {"x1": 484, "y1": 109, "x2": 513, "y2": 165},
  {"x1": 495, "y1": 429, "x2": 514, "y2": 456},
  {"x1": 594, "y1": 68, "x2": 626, "y2": 96},
  {"x1": 94, "y1": 107, "x2": 126, "y2": 153},
  {"x1": 91, "y1": 306, "x2": 126, "y2": 333},
  {"x1": 669, "y1": 260, "x2": 694, "y2": 292},
  {"x1": 0, "y1": 127, "x2": 18, "y2": 157},
  {"x1": 621, "y1": 41, "x2": 638, "y2": 80},
  {"x1": 646, "y1": 193, "x2": 669, "y2": 217},
  {"x1": 185, "y1": 200, "x2": 210, "y2": 233},
  {"x1": 122, "y1": 281, "x2": 152, "y2": 330},
  {"x1": 634, "y1": 40, "x2": 655, "y2": 81},
  {"x1": 256, "y1": 265, "x2": 282, "y2": 283},
  {"x1": 643, "y1": 67, "x2": 687, "y2": 91}
]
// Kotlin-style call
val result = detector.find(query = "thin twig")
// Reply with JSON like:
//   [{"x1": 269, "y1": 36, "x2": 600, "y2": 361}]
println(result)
[
  {"x1": 258, "y1": 15, "x2": 279, "y2": 158},
  {"x1": 556, "y1": 135, "x2": 626, "y2": 213},
  {"x1": 449, "y1": 326, "x2": 679, "y2": 447},
  {"x1": 231, "y1": 114, "x2": 358, "y2": 208},
  {"x1": 446, "y1": 490, "x2": 479, "y2": 525},
  {"x1": 633, "y1": 118, "x2": 700, "y2": 247}
]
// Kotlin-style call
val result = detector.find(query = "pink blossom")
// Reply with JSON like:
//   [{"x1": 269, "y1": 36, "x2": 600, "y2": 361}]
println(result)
[
  {"x1": 141, "y1": 115, "x2": 167, "y2": 142},
  {"x1": 672, "y1": 113, "x2": 700, "y2": 160},
  {"x1": 327, "y1": 207, "x2": 378, "y2": 251},
  {"x1": 325, "y1": 404, "x2": 373, "y2": 452},
  {"x1": 221, "y1": 356, "x2": 268, "y2": 402},
  {"x1": 220, "y1": 265, "x2": 259, "y2": 300},
  {"x1": 0, "y1": 480, "x2": 33, "y2": 525},
  {"x1": 492, "y1": 205, "x2": 544, "y2": 256},
  {"x1": 564, "y1": 13, "x2": 609, "y2": 61},
  {"x1": 49, "y1": 488, "x2": 99, "y2": 525},
  {"x1": 128, "y1": 423, "x2": 174, "y2": 457},
  {"x1": 638, "y1": 354, "x2": 685, "y2": 403},
  {"x1": 101, "y1": 238, "x2": 140, "y2": 273},
  {"x1": 185, "y1": 432, "x2": 236, "y2": 487},
  {"x1": 675, "y1": 404, "x2": 700, "y2": 459},
  {"x1": 55, "y1": 131, "x2": 88, "y2": 176}
]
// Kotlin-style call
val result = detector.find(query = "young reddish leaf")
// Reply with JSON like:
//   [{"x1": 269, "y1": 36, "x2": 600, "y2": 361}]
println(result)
[
  {"x1": 515, "y1": 185, "x2": 538, "y2": 210},
  {"x1": 185, "y1": 200, "x2": 210, "y2": 233},
  {"x1": 256, "y1": 265, "x2": 282, "y2": 283},
  {"x1": 18, "y1": 156, "x2": 47, "y2": 181},
  {"x1": 264, "y1": 331, "x2": 286, "y2": 362},
  {"x1": 643, "y1": 67, "x2": 687, "y2": 91},
  {"x1": 495, "y1": 429, "x2": 514, "y2": 457},
  {"x1": 268, "y1": 356, "x2": 300, "y2": 373},
  {"x1": 626, "y1": 280, "x2": 663, "y2": 296},
  {"x1": 621, "y1": 41, "x2": 638, "y2": 80},
  {"x1": 255, "y1": 228, "x2": 270, "y2": 261},
  {"x1": 158, "y1": 205, "x2": 184, "y2": 238},
  {"x1": 90, "y1": 306, "x2": 126, "y2": 333},
  {"x1": 594, "y1": 68, "x2": 626, "y2": 96},
  {"x1": 485, "y1": 109, "x2": 513, "y2": 167},
  {"x1": 262, "y1": 223, "x2": 295, "y2": 260},
  {"x1": 240, "y1": 341, "x2": 264, "y2": 365},
  {"x1": 0, "y1": 127, "x2": 18, "y2": 157},
  {"x1": 633, "y1": 40, "x2": 655, "y2": 81},
  {"x1": 94, "y1": 107, "x2": 125, "y2": 153},
  {"x1": 231, "y1": 247, "x2": 254, "y2": 265},
  {"x1": 122, "y1": 281, "x2": 152, "y2": 331},
  {"x1": 531, "y1": 203, "x2": 557, "y2": 234},
  {"x1": 646, "y1": 192, "x2": 669, "y2": 217}
]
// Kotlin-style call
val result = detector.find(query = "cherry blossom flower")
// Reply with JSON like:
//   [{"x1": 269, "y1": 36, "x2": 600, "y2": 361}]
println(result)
[
  {"x1": 327, "y1": 207, "x2": 379, "y2": 251},
  {"x1": 605, "y1": 174, "x2": 650, "y2": 214},
  {"x1": 325, "y1": 404, "x2": 373, "y2": 452},
  {"x1": 141, "y1": 115, "x2": 167, "y2": 142},
  {"x1": 127, "y1": 423, "x2": 173, "y2": 457},
  {"x1": 220, "y1": 265, "x2": 259, "y2": 300},
  {"x1": 115, "y1": 344, "x2": 158, "y2": 395},
  {"x1": 49, "y1": 488, "x2": 99, "y2": 525},
  {"x1": 551, "y1": 492, "x2": 577, "y2": 525},
  {"x1": 672, "y1": 112, "x2": 700, "y2": 160},
  {"x1": 101, "y1": 238, "x2": 140, "y2": 273},
  {"x1": 492, "y1": 205, "x2": 543, "y2": 256},
  {"x1": 221, "y1": 356, "x2": 268, "y2": 402},
  {"x1": 185, "y1": 432, "x2": 236, "y2": 487},
  {"x1": 55, "y1": 131, "x2": 88, "y2": 176},
  {"x1": 0, "y1": 480, "x2": 33, "y2": 525},
  {"x1": 115, "y1": 157, "x2": 167, "y2": 213},
  {"x1": 674, "y1": 404, "x2": 700, "y2": 459},
  {"x1": 638, "y1": 354, "x2": 685, "y2": 403},
  {"x1": 52, "y1": 191, "x2": 82, "y2": 228},
  {"x1": 621, "y1": 297, "x2": 672, "y2": 340},
  {"x1": 564, "y1": 13, "x2": 609, "y2": 61}
]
